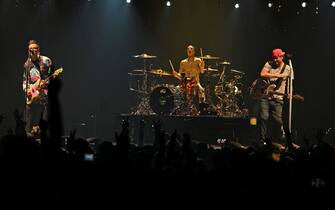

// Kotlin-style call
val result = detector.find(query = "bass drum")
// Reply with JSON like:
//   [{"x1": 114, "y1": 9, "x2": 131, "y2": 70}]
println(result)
[{"x1": 150, "y1": 85, "x2": 175, "y2": 115}]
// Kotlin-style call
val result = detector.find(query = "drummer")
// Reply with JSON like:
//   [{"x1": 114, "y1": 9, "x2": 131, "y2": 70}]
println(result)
[{"x1": 172, "y1": 45, "x2": 206, "y2": 103}]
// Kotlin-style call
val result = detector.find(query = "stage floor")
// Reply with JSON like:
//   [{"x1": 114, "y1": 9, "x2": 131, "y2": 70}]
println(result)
[{"x1": 120, "y1": 114, "x2": 254, "y2": 146}]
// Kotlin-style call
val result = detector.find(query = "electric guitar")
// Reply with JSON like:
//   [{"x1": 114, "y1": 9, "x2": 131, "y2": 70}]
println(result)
[
  {"x1": 26, "y1": 67, "x2": 63, "y2": 105},
  {"x1": 249, "y1": 78, "x2": 304, "y2": 101}
]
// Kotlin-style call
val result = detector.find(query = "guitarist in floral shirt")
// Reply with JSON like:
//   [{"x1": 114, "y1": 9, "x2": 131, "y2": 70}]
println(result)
[{"x1": 23, "y1": 40, "x2": 54, "y2": 137}]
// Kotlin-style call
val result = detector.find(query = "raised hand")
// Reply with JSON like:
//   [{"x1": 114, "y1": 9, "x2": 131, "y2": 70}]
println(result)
[
  {"x1": 67, "y1": 129, "x2": 76, "y2": 153},
  {"x1": 121, "y1": 117, "x2": 129, "y2": 134},
  {"x1": 13, "y1": 108, "x2": 26, "y2": 137},
  {"x1": 115, "y1": 117, "x2": 130, "y2": 145},
  {"x1": 69, "y1": 129, "x2": 76, "y2": 140}
]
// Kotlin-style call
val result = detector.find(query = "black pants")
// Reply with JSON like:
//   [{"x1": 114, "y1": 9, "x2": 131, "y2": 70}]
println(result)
[{"x1": 25, "y1": 101, "x2": 48, "y2": 133}]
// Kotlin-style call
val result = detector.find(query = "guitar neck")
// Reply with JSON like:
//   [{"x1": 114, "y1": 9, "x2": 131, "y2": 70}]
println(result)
[
  {"x1": 37, "y1": 68, "x2": 63, "y2": 86},
  {"x1": 268, "y1": 91, "x2": 304, "y2": 101}
]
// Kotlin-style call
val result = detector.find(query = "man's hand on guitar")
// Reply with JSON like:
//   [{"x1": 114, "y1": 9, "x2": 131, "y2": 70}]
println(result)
[
  {"x1": 277, "y1": 72, "x2": 289, "y2": 79},
  {"x1": 39, "y1": 80, "x2": 48, "y2": 89},
  {"x1": 273, "y1": 73, "x2": 284, "y2": 78}
]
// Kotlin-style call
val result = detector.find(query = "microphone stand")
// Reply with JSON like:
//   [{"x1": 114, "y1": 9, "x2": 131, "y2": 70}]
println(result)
[
  {"x1": 24, "y1": 56, "x2": 31, "y2": 126},
  {"x1": 287, "y1": 57, "x2": 294, "y2": 134}
]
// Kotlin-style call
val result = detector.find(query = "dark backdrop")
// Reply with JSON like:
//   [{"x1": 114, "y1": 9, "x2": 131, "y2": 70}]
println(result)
[{"x1": 0, "y1": 0, "x2": 334, "y2": 142}]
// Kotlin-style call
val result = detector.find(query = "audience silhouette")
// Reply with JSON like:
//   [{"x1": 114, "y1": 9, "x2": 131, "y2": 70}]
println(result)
[{"x1": 0, "y1": 79, "x2": 334, "y2": 209}]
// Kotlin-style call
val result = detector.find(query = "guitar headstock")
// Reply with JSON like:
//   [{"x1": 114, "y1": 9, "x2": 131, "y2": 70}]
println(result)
[
  {"x1": 293, "y1": 94, "x2": 305, "y2": 102},
  {"x1": 53, "y1": 67, "x2": 63, "y2": 76}
]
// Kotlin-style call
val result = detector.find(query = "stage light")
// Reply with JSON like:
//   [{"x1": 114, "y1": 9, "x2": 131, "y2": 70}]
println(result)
[
  {"x1": 234, "y1": 3, "x2": 240, "y2": 9},
  {"x1": 166, "y1": 1, "x2": 171, "y2": 7},
  {"x1": 126, "y1": 0, "x2": 131, "y2": 4},
  {"x1": 301, "y1": 2, "x2": 307, "y2": 8},
  {"x1": 268, "y1": 2, "x2": 273, "y2": 8},
  {"x1": 332, "y1": 1, "x2": 335, "y2": 7}
]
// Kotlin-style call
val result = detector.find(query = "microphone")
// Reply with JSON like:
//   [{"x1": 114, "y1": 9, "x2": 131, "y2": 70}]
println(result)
[
  {"x1": 28, "y1": 49, "x2": 34, "y2": 58},
  {"x1": 29, "y1": 48, "x2": 40, "y2": 54},
  {"x1": 285, "y1": 53, "x2": 293, "y2": 59}
]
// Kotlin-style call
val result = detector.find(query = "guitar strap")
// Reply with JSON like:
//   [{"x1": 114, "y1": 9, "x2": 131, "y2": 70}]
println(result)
[{"x1": 273, "y1": 63, "x2": 286, "y2": 91}]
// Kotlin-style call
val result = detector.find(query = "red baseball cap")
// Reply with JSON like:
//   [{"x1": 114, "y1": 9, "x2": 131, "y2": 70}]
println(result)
[{"x1": 272, "y1": 48, "x2": 285, "y2": 58}]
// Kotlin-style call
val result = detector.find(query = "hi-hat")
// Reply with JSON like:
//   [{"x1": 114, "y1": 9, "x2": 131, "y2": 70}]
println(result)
[
  {"x1": 133, "y1": 53, "x2": 157, "y2": 59},
  {"x1": 200, "y1": 55, "x2": 220, "y2": 60},
  {"x1": 148, "y1": 69, "x2": 173, "y2": 76}
]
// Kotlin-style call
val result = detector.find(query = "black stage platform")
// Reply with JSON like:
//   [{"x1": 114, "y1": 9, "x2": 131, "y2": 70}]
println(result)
[{"x1": 120, "y1": 114, "x2": 255, "y2": 146}]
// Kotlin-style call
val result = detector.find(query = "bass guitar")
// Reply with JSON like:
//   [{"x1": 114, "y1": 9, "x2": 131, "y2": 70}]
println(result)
[
  {"x1": 249, "y1": 78, "x2": 304, "y2": 101},
  {"x1": 26, "y1": 67, "x2": 63, "y2": 105}
]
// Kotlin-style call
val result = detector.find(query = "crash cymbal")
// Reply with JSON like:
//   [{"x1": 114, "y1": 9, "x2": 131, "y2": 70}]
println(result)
[
  {"x1": 148, "y1": 69, "x2": 173, "y2": 76},
  {"x1": 200, "y1": 55, "x2": 220, "y2": 60},
  {"x1": 231, "y1": 69, "x2": 245, "y2": 74},
  {"x1": 133, "y1": 53, "x2": 157, "y2": 59}
]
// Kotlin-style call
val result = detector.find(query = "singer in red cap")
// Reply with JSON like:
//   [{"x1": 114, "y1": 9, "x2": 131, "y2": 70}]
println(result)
[{"x1": 259, "y1": 48, "x2": 293, "y2": 144}]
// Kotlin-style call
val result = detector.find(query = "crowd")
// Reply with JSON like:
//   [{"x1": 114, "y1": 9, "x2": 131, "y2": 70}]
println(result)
[{"x1": 0, "y1": 79, "x2": 333, "y2": 209}]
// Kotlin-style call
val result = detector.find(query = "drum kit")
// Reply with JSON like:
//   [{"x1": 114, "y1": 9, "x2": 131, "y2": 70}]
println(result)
[{"x1": 128, "y1": 52, "x2": 248, "y2": 117}]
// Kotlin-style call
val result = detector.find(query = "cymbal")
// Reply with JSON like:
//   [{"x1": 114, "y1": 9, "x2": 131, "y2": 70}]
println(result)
[
  {"x1": 128, "y1": 72, "x2": 144, "y2": 76},
  {"x1": 204, "y1": 67, "x2": 219, "y2": 72},
  {"x1": 132, "y1": 69, "x2": 145, "y2": 72},
  {"x1": 148, "y1": 69, "x2": 173, "y2": 76},
  {"x1": 231, "y1": 69, "x2": 245, "y2": 74},
  {"x1": 209, "y1": 73, "x2": 220, "y2": 77},
  {"x1": 219, "y1": 61, "x2": 231, "y2": 65},
  {"x1": 133, "y1": 53, "x2": 157, "y2": 59},
  {"x1": 200, "y1": 55, "x2": 220, "y2": 60}
]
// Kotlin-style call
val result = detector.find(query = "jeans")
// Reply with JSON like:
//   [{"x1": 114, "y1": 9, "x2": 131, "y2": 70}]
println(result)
[
  {"x1": 259, "y1": 98, "x2": 284, "y2": 142},
  {"x1": 25, "y1": 101, "x2": 48, "y2": 133}
]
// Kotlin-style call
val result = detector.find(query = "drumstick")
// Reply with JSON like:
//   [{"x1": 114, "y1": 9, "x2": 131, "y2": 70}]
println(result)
[
  {"x1": 200, "y1": 48, "x2": 205, "y2": 71},
  {"x1": 169, "y1": 59, "x2": 175, "y2": 72}
]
